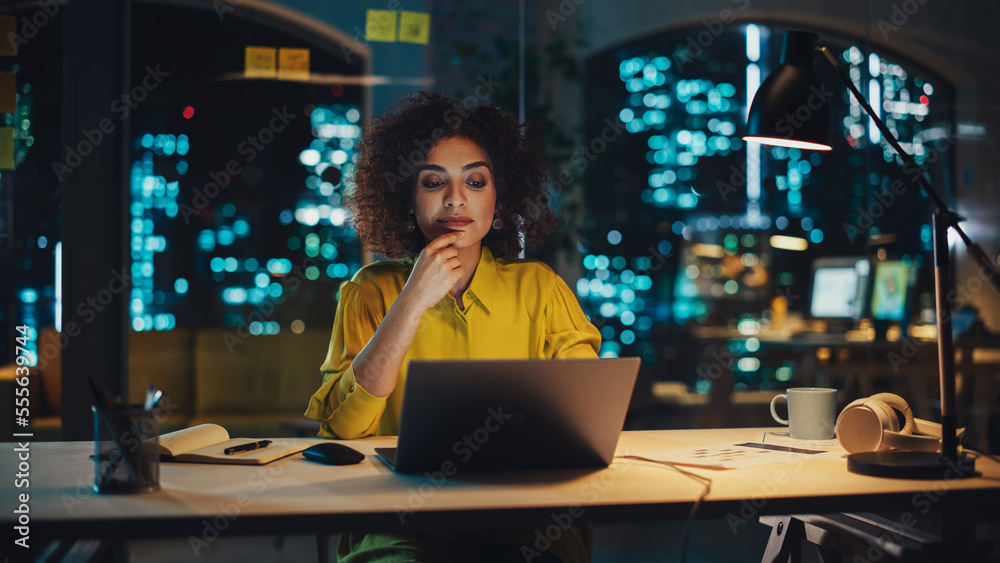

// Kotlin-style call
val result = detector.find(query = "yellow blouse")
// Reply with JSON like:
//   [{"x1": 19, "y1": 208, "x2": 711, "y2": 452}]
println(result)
[{"x1": 305, "y1": 247, "x2": 601, "y2": 439}]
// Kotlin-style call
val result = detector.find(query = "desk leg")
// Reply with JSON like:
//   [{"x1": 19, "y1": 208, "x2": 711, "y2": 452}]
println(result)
[
  {"x1": 762, "y1": 512, "x2": 992, "y2": 562},
  {"x1": 760, "y1": 515, "x2": 802, "y2": 563},
  {"x1": 41, "y1": 538, "x2": 127, "y2": 562},
  {"x1": 760, "y1": 516, "x2": 843, "y2": 563},
  {"x1": 317, "y1": 533, "x2": 331, "y2": 563}
]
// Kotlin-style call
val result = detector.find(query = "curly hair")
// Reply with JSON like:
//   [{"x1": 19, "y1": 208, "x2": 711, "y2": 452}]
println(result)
[{"x1": 348, "y1": 91, "x2": 558, "y2": 259}]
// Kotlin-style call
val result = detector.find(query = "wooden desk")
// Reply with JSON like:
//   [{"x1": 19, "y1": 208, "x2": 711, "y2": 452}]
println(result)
[{"x1": 5, "y1": 429, "x2": 1000, "y2": 556}]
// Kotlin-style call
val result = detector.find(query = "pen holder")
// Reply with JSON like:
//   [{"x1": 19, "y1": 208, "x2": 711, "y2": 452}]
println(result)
[{"x1": 93, "y1": 405, "x2": 160, "y2": 494}]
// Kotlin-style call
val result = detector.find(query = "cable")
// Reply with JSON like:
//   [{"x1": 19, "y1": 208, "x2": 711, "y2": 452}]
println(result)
[{"x1": 619, "y1": 455, "x2": 714, "y2": 563}]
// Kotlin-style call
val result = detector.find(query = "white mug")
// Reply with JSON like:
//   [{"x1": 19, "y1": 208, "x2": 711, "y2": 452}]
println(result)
[{"x1": 770, "y1": 387, "x2": 837, "y2": 440}]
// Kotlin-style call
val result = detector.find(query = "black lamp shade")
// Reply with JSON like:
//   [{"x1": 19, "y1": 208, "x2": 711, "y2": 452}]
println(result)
[{"x1": 744, "y1": 31, "x2": 833, "y2": 151}]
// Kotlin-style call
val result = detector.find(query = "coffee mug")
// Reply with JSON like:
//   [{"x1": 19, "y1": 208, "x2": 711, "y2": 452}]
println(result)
[{"x1": 770, "y1": 387, "x2": 837, "y2": 440}]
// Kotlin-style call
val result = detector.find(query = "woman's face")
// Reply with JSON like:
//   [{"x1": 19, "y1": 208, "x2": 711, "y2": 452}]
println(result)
[{"x1": 412, "y1": 136, "x2": 497, "y2": 250}]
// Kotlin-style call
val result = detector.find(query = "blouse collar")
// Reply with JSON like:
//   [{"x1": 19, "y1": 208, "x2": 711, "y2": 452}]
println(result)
[{"x1": 463, "y1": 246, "x2": 497, "y2": 314}]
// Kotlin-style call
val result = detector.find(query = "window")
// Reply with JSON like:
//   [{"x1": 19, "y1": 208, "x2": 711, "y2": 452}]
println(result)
[{"x1": 580, "y1": 23, "x2": 952, "y2": 390}]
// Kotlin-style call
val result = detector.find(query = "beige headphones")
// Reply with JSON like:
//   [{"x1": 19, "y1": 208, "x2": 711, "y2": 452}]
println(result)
[{"x1": 835, "y1": 393, "x2": 961, "y2": 454}]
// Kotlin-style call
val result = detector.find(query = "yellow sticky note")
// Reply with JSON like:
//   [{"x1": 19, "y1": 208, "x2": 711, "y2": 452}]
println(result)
[
  {"x1": 0, "y1": 127, "x2": 14, "y2": 169},
  {"x1": 398, "y1": 11, "x2": 430, "y2": 45},
  {"x1": 244, "y1": 46, "x2": 277, "y2": 78},
  {"x1": 365, "y1": 9, "x2": 397, "y2": 43},
  {"x1": 0, "y1": 16, "x2": 16, "y2": 56},
  {"x1": 0, "y1": 72, "x2": 15, "y2": 113},
  {"x1": 278, "y1": 48, "x2": 309, "y2": 81}
]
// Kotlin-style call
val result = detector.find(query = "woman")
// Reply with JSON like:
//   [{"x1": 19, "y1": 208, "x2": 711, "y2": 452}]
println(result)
[{"x1": 305, "y1": 91, "x2": 600, "y2": 562}]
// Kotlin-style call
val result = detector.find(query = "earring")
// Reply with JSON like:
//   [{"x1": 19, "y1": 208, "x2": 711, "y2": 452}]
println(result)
[
  {"x1": 492, "y1": 214, "x2": 502, "y2": 230},
  {"x1": 405, "y1": 220, "x2": 416, "y2": 233}
]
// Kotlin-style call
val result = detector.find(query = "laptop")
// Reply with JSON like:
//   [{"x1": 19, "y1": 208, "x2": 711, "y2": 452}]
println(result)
[{"x1": 375, "y1": 357, "x2": 640, "y2": 474}]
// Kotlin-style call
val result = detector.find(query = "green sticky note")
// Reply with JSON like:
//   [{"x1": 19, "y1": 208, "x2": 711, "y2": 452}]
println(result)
[
  {"x1": 0, "y1": 72, "x2": 15, "y2": 113},
  {"x1": 365, "y1": 10, "x2": 397, "y2": 43},
  {"x1": 399, "y1": 11, "x2": 430, "y2": 45},
  {"x1": 0, "y1": 16, "x2": 16, "y2": 56},
  {"x1": 0, "y1": 127, "x2": 14, "y2": 169}
]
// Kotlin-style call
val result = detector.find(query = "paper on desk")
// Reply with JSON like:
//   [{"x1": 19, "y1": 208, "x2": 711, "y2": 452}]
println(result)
[
  {"x1": 759, "y1": 430, "x2": 844, "y2": 450},
  {"x1": 633, "y1": 435, "x2": 843, "y2": 470}
]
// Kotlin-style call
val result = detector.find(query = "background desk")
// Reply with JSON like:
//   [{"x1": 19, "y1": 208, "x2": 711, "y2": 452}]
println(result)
[
  {"x1": 678, "y1": 326, "x2": 1000, "y2": 453},
  {"x1": 5, "y1": 429, "x2": 1000, "y2": 557}
]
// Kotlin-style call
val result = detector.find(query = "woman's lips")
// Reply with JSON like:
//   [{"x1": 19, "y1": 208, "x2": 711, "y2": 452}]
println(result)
[{"x1": 438, "y1": 217, "x2": 474, "y2": 229}]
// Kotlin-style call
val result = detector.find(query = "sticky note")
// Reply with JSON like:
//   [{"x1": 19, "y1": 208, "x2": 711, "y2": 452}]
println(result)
[
  {"x1": 0, "y1": 127, "x2": 14, "y2": 169},
  {"x1": 399, "y1": 11, "x2": 430, "y2": 45},
  {"x1": 278, "y1": 48, "x2": 310, "y2": 81},
  {"x1": 365, "y1": 9, "x2": 397, "y2": 43},
  {"x1": 0, "y1": 16, "x2": 16, "y2": 56},
  {"x1": 245, "y1": 46, "x2": 277, "y2": 78},
  {"x1": 0, "y1": 72, "x2": 15, "y2": 113}
]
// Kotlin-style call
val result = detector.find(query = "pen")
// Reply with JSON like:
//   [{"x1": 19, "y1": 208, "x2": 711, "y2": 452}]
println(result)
[
  {"x1": 143, "y1": 385, "x2": 156, "y2": 410},
  {"x1": 224, "y1": 440, "x2": 273, "y2": 455},
  {"x1": 148, "y1": 389, "x2": 163, "y2": 410}
]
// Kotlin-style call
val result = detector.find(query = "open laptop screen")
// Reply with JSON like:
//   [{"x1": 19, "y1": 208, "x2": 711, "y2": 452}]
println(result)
[{"x1": 377, "y1": 357, "x2": 640, "y2": 474}]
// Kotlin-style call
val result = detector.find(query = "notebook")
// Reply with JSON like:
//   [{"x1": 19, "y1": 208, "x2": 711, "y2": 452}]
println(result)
[{"x1": 375, "y1": 357, "x2": 640, "y2": 474}]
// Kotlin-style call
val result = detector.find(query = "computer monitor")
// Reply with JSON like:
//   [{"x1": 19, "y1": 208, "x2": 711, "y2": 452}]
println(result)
[
  {"x1": 809, "y1": 257, "x2": 870, "y2": 321},
  {"x1": 870, "y1": 260, "x2": 911, "y2": 321}
]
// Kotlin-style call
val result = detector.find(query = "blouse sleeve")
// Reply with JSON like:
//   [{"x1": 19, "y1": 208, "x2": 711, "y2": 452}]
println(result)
[
  {"x1": 304, "y1": 281, "x2": 388, "y2": 439},
  {"x1": 543, "y1": 273, "x2": 602, "y2": 359}
]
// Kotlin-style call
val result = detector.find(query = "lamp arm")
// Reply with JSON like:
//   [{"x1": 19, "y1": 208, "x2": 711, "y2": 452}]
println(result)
[
  {"x1": 813, "y1": 45, "x2": 999, "y2": 463},
  {"x1": 816, "y1": 46, "x2": 1000, "y2": 299},
  {"x1": 816, "y1": 47, "x2": 949, "y2": 213}
]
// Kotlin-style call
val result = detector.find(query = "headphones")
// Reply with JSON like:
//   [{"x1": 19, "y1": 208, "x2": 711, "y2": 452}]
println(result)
[{"x1": 835, "y1": 393, "x2": 961, "y2": 454}]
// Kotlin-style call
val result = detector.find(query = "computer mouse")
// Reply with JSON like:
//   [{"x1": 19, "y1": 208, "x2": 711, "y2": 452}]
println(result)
[{"x1": 302, "y1": 442, "x2": 366, "y2": 465}]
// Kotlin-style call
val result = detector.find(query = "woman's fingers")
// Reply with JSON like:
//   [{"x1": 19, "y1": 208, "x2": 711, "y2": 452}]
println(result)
[
  {"x1": 403, "y1": 233, "x2": 468, "y2": 309},
  {"x1": 420, "y1": 232, "x2": 465, "y2": 272},
  {"x1": 426, "y1": 231, "x2": 466, "y2": 251}
]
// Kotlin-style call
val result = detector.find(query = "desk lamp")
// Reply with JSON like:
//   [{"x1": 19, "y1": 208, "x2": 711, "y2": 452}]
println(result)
[{"x1": 744, "y1": 30, "x2": 1000, "y2": 478}]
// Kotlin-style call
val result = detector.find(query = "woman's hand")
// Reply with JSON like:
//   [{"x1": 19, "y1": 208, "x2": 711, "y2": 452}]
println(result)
[
  {"x1": 399, "y1": 231, "x2": 467, "y2": 312},
  {"x1": 352, "y1": 231, "x2": 467, "y2": 397}
]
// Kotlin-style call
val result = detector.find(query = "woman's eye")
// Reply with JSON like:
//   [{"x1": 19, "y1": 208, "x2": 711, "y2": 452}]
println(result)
[
  {"x1": 467, "y1": 180, "x2": 486, "y2": 188},
  {"x1": 421, "y1": 180, "x2": 444, "y2": 189}
]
